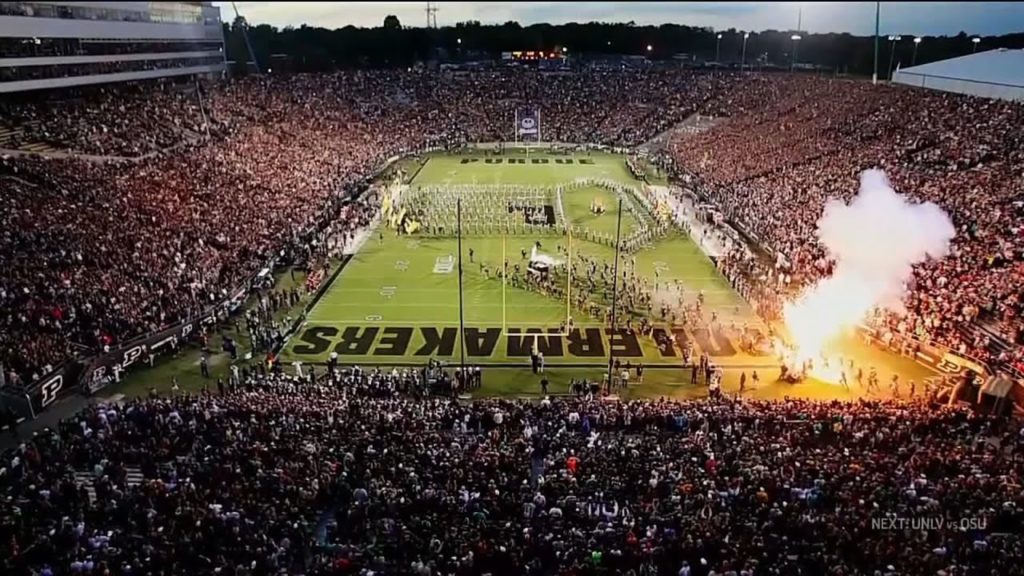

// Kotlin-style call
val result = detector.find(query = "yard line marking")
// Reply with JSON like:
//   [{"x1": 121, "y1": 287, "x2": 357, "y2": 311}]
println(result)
[
  {"x1": 303, "y1": 319, "x2": 609, "y2": 326},
  {"x1": 313, "y1": 302, "x2": 565, "y2": 309},
  {"x1": 337, "y1": 276, "x2": 738, "y2": 285}
]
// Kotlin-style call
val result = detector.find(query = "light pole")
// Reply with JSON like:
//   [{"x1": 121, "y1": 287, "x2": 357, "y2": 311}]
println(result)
[
  {"x1": 790, "y1": 34, "x2": 801, "y2": 71},
  {"x1": 872, "y1": 1, "x2": 880, "y2": 84},
  {"x1": 646, "y1": 44, "x2": 653, "y2": 56},
  {"x1": 887, "y1": 35, "x2": 901, "y2": 80},
  {"x1": 912, "y1": 37, "x2": 921, "y2": 66},
  {"x1": 741, "y1": 32, "x2": 750, "y2": 71},
  {"x1": 715, "y1": 33, "x2": 722, "y2": 62},
  {"x1": 972, "y1": 37, "x2": 981, "y2": 53}
]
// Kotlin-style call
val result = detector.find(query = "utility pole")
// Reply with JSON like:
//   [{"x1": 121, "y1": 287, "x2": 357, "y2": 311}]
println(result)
[
  {"x1": 425, "y1": 1, "x2": 438, "y2": 28},
  {"x1": 741, "y1": 33, "x2": 749, "y2": 71},
  {"x1": 231, "y1": 1, "x2": 260, "y2": 75},
  {"x1": 605, "y1": 198, "x2": 624, "y2": 393},
  {"x1": 792, "y1": 3, "x2": 803, "y2": 71},
  {"x1": 457, "y1": 198, "x2": 466, "y2": 377},
  {"x1": 887, "y1": 35, "x2": 901, "y2": 80},
  {"x1": 872, "y1": 1, "x2": 880, "y2": 84}
]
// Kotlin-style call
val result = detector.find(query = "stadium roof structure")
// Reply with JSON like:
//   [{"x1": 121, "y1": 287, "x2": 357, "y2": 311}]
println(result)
[{"x1": 892, "y1": 48, "x2": 1024, "y2": 101}]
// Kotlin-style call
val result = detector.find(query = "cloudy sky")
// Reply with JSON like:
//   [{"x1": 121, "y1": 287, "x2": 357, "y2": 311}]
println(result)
[{"x1": 214, "y1": 2, "x2": 1024, "y2": 36}]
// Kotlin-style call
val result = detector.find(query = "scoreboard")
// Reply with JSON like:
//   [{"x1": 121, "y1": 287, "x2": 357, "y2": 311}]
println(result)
[{"x1": 501, "y1": 50, "x2": 567, "y2": 62}]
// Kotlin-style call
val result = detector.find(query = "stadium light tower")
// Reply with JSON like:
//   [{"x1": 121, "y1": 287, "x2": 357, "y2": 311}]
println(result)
[
  {"x1": 715, "y1": 33, "x2": 722, "y2": 62},
  {"x1": 790, "y1": 34, "x2": 801, "y2": 71},
  {"x1": 887, "y1": 35, "x2": 901, "y2": 80},
  {"x1": 425, "y1": 1, "x2": 438, "y2": 28},
  {"x1": 872, "y1": 1, "x2": 880, "y2": 84},
  {"x1": 972, "y1": 37, "x2": 981, "y2": 53},
  {"x1": 912, "y1": 37, "x2": 922, "y2": 66},
  {"x1": 741, "y1": 32, "x2": 750, "y2": 71},
  {"x1": 646, "y1": 44, "x2": 653, "y2": 53},
  {"x1": 231, "y1": 1, "x2": 260, "y2": 75}
]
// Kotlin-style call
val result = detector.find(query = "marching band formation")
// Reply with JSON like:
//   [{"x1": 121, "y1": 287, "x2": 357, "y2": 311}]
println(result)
[
  {"x1": 378, "y1": 169, "x2": 759, "y2": 363},
  {"x1": 403, "y1": 184, "x2": 560, "y2": 236},
  {"x1": 392, "y1": 177, "x2": 676, "y2": 254}
]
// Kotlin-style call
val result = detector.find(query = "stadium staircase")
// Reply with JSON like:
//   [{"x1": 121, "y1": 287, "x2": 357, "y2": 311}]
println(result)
[
  {"x1": 73, "y1": 465, "x2": 145, "y2": 506},
  {"x1": 955, "y1": 318, "x2": 1018, "y2": 368},
  {"x1": 0, "y1": 120, "x2": 59, "y2": 153},
  {"x1": 0, "y1": 123, "x2": 18, "y2": 148}
]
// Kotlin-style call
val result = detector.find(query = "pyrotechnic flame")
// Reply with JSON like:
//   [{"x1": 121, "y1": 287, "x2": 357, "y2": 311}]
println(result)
[
  {"x1": 784, "y1": 275, "x2": 876, "y2": 363},
  {"x1": 781, "y1": 169, "x2": 955, "y2": 377}
]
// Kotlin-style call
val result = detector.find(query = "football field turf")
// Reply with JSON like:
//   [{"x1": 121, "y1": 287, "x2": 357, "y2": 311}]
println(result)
[{"x1": 279, "y1": 151, "x2": 935, "y2": 396}]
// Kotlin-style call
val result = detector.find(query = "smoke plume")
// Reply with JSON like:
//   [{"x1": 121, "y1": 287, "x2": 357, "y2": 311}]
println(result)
[
  {"x1": 783, "y1": 169, "x2": 956, "y2": 359},
  {"x1": 818, "y1": 169, "x2": 956, "y2": 309}
]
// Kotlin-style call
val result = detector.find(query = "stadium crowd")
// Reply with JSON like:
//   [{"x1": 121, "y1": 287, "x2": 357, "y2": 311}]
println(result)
[
  {"x1": 671, "y1": 74, "x2": 1024, "y2": 374},
  {"x1": 0, "y1": 69, "x2": 1022, "y2": 386},
  {"x1": 2, "y1": 372, "x2": 1022, "y2": 575},
  {"x1": 1, "y1": 67, "x2": 1023, "y2": 576},
  {"x1": 0, "y1": 70, "x2": 736, "y2": 386}
]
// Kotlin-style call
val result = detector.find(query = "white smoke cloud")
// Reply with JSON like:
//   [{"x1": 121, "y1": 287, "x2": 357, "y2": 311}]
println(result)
[
  {"x1": 783, "y1": 169, "x2": 955, "y2": 361},
  {"x1": 816, "y1": 168, "x2": 956, "y2": 311}
]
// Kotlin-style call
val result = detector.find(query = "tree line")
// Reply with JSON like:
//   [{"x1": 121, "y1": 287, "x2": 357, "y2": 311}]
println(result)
[{"x1": 224, "y1": 17, "x2": 1024, "y2": 77}]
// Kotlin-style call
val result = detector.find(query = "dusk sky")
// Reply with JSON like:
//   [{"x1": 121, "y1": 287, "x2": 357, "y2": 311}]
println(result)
[{"x1": 214, "y1": 2, "x2": 1024, "y2": 36}]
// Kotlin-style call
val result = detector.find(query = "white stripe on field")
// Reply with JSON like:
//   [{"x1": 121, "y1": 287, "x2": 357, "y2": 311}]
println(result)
[{"x1": 302, "y1": 319, "x2": 605, "y2": 327}]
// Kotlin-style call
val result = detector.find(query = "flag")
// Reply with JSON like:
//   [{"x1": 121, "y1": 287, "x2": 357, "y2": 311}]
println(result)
[{"x1": 516, "y1": 108, "x2": 541, "y2": 142}]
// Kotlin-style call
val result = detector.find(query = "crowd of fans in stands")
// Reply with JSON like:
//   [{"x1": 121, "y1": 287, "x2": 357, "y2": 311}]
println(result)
[
  {"x1": 671, "y1": 74, "x2": 1024, "y2": 374},
  {"x1": 0, "y1": 69, "x2": 1022, "y2": 385},
  {"x1": 0, "y1": 69, "x2": 1023, "y2": 576},
  {"x1": 0, "y1": 70, "x2": 736, "y2": 385},
  {"x1": 2, "y1": 371, "x2": 1022, "y2": 575}
]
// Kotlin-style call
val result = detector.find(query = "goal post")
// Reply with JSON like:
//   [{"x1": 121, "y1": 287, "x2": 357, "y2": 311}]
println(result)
[
  {"x1": 502, "y1": 229, "x2": 506, "y2": 331},
  {"x1": 565, "y1": 223, "x2": 572, "y2": 331}
]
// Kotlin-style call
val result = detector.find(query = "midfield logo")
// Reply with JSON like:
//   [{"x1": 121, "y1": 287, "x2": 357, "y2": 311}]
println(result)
[{"x1": 291, "y1": 326, "x2": 739, "y2": 359}]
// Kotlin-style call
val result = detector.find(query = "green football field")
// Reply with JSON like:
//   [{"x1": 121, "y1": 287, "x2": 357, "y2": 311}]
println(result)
[{"x1": 279, "y1": 151, "x2": 935, "y2": 397}]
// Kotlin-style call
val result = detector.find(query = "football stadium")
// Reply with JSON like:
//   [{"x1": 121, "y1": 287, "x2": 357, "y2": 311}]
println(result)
[
  {"x1": 285, "y1": 151, "x2": 765, "y2": 371},
  {"x1": 1, "y1": 2, "x2": 1023, "y2": 575},
  {"x1": 281, "y1": 147, "x2": 936, "y2": 398}
]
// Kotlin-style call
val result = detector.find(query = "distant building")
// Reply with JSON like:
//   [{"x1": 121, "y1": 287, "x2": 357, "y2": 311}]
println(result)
[
  {"x1": 0, "y1": 2, "x2": 225, "y2": 93},
  {"x1": 892, "y1": 48, "x2": 1024, "y2": 101}
]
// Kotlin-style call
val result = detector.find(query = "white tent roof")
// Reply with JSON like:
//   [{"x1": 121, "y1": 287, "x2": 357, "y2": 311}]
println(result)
[{"x1": 893, "y1": 48, "x2": 1024, "y2": 101}]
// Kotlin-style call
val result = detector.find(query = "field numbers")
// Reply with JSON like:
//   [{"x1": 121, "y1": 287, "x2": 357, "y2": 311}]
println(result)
[
  {"x1": 365, "y1": 315, "x2": 383, "y2": 321},
  {"x1": 406, "y1": 240, "x2": 421, "y2": 249},
  {"x1": 380, "y1": 286, "x2": 397, "y2": 299},
  {"x1": 395, "y1": 260, "x2": 409, "y2": 271},
  {"x1": 433, "y1": 255, "x2": 455, "y2": 274}
]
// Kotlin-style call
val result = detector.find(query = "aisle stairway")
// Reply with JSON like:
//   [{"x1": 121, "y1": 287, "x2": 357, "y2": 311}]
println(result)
[
  {"x1": 0, "y1": 123, "x2": 20, "y2": 148},
  {"x1": 72, "y1": 465, "x2": 146, "y2": 506},
  {"x1": 0, "y1": 120, "x2": 59, "y2": 153}
]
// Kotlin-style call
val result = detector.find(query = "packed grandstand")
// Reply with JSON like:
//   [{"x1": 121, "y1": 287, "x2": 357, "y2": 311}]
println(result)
[
  {"x1": 1, "y1": 70, "x2": 1022, "y2": 387},
  {"x1": 1, "y1": 63, "x2": 1023, "y2": 576}
]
